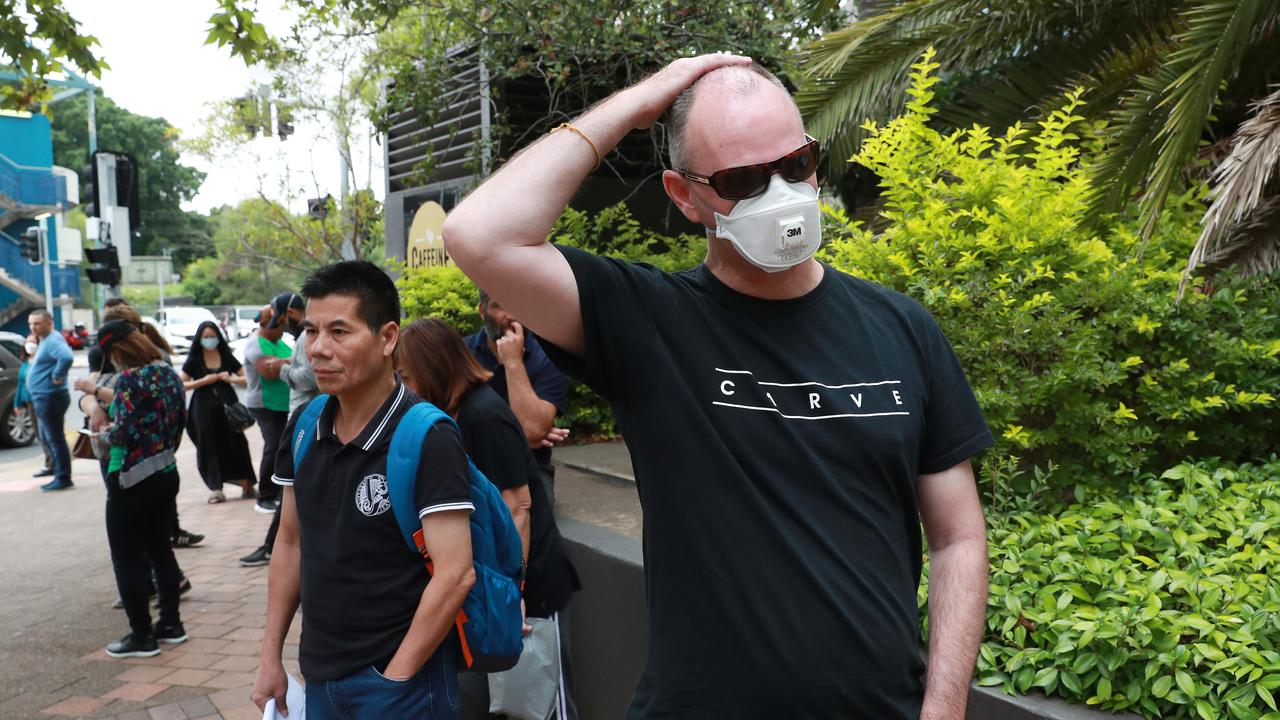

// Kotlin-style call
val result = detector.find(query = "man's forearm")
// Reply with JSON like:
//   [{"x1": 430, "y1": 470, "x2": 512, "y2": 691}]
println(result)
[
  {"x1": 259, "y1": 541, "x2": 302, "y2": 666},
  {"x1": 384, "y1": 569, "x2": 474, "y2": 678},
  {"x1": 503, "y1": 361, "x2": 556, "y2": 444},
  {"x1": 921, "y1": 536, "x2": 989, "y2": 719}
]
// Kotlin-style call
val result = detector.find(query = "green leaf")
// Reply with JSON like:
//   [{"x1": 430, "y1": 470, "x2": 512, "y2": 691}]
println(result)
[
  {"x1": 1175, "y1": 669, "x2": 1197, "y2": 699},
  {"x1": 1152, "y1": 675, "x2": 1173, "y2": 698}
]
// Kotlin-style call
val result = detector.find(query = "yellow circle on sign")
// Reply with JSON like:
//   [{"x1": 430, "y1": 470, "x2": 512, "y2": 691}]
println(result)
[{"x1": 407, "y1": 201, "x2": 452, "y2": 269}]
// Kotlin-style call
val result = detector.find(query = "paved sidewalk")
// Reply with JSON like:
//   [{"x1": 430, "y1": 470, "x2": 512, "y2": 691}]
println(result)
[
  {"x1": 0, "y1": 422, "x2": 639, "y2": 719},
  {"x1": 0, "y1": 428, "x2": 295, "y2": 719},
  {"x1": 553, "y1": 441, "x2": 633, "y2": 484}
]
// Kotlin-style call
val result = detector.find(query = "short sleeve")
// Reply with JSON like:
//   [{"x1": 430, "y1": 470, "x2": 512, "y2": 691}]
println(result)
[
  {"x1": 524, "y1": 338, "x2": 568, "y2": 413},
  {"x1": 416, "y1": 423, "x2": 475, "y2": 517},
  {"x1": 461, "y1": 404, "x2": 533, "y2": 492},
  {"x1": 272, "y1": 404, "x2": 306, "y2": 486},
  {"x1": 538, "y1": 244, "x2": 663, "y2": 401},
  {"x1": 244, "y1": 339, "x2": 263, "y2": 366},
  {"x1": 915, "y1": 312, "x2": 994, "y2": 474},
  {"x1": 181, "y1": 354, "x2": 201, "y2": 379},
  {"x1": 225, "y1": 350, "x2": 243, "y2": 374}
]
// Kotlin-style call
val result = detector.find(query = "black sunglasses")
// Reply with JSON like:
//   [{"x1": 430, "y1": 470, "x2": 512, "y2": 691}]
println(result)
[{"x1": 676, "y1": 136, "x2": 821, "y2": 201}]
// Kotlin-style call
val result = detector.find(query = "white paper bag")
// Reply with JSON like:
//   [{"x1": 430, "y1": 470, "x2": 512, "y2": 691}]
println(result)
[{"x1": 488, "y1": 617, "x2": 560, "y2": 720}]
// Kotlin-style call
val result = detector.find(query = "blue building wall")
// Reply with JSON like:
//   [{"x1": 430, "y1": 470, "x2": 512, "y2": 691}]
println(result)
[{"x1": 0, "y1": 113, "x2": 81, "y2": 334}]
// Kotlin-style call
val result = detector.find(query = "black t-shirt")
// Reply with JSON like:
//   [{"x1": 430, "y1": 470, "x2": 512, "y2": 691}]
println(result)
[
  {"x1": 454, "y1": 384, "x2": 578, "y2": 616},
  {"x1": 541, "y1": 245, "x2": 994, "y2": 720},
  {"x1": 272, "y1": 380, "x2": 474, "y2": 680}
]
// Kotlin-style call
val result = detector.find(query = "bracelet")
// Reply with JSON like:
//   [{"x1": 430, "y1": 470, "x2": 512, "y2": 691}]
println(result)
[{"x1": 553, "y1": 122, "x2": 602, "y2": 171}]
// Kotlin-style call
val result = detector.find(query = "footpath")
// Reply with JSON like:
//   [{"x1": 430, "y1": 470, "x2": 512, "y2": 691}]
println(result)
[{"x1": 0, "y1": 431, "x2": 638, "y2": 720}]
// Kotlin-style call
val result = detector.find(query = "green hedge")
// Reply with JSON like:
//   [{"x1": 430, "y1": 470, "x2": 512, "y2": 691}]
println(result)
[
  {"x1": 820, "y1": 53, "x2": 1280, "y2": 482},
  {"x1": 936, "y1": 458, "x2": 1280, "y2": 720}
]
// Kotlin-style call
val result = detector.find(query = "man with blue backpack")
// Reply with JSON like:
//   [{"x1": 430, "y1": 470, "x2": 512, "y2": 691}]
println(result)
[{"x1": 250, "y1": 261, "x2": 524, "y2": 719}]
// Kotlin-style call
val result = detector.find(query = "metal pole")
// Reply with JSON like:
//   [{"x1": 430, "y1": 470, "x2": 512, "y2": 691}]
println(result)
[
  {"x1": 86, "y1": 90, "x2": 97, "y2": 154},
  {"x1": 40, "y1": 224, "x2": 53, "y2": 314}
]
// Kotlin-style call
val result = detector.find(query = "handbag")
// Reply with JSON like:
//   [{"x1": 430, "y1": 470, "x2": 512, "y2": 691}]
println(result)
[
  {"x1": 72, "y1": 419, "x2": 97, "y2": 459},
  {"x1": 223, "y1": 400, "x2": 255, "y2": 432},
  {"x1": 488, "y1": 616, "x2": 561, "y2": 720}
]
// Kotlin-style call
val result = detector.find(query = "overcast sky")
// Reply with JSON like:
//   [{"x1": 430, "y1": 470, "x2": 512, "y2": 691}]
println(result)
[{"x1": 60, "y1": 1, "x2": 384, "y2": 215}]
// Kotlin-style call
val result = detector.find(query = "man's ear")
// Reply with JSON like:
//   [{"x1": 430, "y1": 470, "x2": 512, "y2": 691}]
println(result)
[
  {"x1": 662, "y1": 169, "x2": 703, "y2": 225},
  {"x1": 381, "y1": 322, "x2": 400, "y2": 358}
]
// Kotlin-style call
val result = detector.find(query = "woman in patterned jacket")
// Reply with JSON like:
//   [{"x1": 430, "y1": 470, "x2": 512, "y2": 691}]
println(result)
[{"x1": 84, "y1": 320, "x2": 189, "y2": 659}]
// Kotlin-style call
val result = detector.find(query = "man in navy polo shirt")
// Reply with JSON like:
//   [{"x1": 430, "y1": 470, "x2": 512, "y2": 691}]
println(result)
[
  {"x1": 465, "y1": 289, "x2": 569, "y2": 503},
  {"x1": 251, "y1": 261, "x2": 475, "y2": 719}
]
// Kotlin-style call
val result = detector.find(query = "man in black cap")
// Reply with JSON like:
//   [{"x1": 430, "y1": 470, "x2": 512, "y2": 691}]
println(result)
[{"x1": 239, "y1": 292, "x2": 318, "y2": 568}]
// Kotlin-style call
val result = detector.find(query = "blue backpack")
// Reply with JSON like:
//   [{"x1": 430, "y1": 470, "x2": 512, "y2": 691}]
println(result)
[{"x1": 292, "y1": 395, "x2": 525, "y2": 673}]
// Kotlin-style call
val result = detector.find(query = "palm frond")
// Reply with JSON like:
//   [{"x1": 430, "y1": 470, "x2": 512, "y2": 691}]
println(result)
[
  {"x1": 1193, "y1": 195, "x2": 1280, "y2": 277},
  {"x1": 1132, "y1": 0, "x2": 1272, "y2": 239},
  {"x1": 1179, "y1": 85, "x2": 1280, "y2": 296}
]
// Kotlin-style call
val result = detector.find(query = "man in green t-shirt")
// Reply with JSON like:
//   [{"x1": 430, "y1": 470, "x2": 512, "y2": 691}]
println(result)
[{"x1": 243, "y1": 311, "x2": 293, "y2": 514}]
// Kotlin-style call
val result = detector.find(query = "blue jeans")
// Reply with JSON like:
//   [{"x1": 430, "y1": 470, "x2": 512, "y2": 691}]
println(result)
[
  {"x1": 306, "y1": 649, "x2": 459, "y2": 719},
  {"x1": 32, "y1": 392, "x2": 71, "y2": 483}
]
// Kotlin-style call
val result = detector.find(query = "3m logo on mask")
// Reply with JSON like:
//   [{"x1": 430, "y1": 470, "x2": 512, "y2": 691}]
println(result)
[{"x1": 777, "y1": 215, "x2": 807, "y2": 259}]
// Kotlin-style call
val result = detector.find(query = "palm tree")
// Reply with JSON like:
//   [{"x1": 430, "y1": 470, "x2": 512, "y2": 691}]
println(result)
[{"x1": 795, "y1": 0, "x2": 1280, "y2": 288}]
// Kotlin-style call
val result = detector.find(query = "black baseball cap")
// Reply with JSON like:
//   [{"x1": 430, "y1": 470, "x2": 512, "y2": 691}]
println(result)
[
  {"x1": 267, "y1": 292, "x2": 305, "y2": 329},
  {"x1": 97, "y1": 320, "x2": 136, "y2": 355}
]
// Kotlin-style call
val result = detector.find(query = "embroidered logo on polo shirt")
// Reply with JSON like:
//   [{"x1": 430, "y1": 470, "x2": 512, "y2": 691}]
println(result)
[{"x1": 355, "y1": 473, "x2": 391, "y2": 516}]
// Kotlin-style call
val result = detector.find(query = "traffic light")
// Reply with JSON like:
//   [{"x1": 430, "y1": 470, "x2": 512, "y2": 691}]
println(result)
[
  {"x1": 20, "y1": 227, "x2": 42, "y2": 262},
  {"x1": 307, "y1": 195, "x2": 332, "y2": 220},
  {"x1": 82, "y1": 158, "x2": 99, "y2": 218},
  {"x1": 84, "y1": 246, "x2": 121, "y2": 286},
  {"x1": 277, "y1": 105, "x2": 294, "y2": 140}
]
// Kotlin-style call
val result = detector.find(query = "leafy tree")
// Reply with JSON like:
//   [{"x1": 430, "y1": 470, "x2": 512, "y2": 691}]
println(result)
[
  {"x1": 206, "y1": 0, "x2": 845, "y2": 190},
  {"x1": 50, "y1": 92, "x2": 211, "y2": 266},
  {"x1": 182, "y1": 194, "x2": 384, "y2": 305},
  {"x1": 796, "y1": 1, "x2": 1280, "y2": 284},
  {"x1": 0, "y1": 0, "x2": 103, "y2": 109}
]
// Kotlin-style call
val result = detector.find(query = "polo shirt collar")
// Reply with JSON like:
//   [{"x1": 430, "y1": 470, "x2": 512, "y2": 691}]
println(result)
[{"x1": 317, "y1": 377, "x2": 409, "y2": 452}]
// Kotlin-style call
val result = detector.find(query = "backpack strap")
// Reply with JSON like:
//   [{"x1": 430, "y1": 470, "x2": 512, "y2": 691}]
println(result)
[
  {"x1": 290, "y1": 395, "x2": 330, "y2": 477},
  {"x1": 386, "y1": 401, "x2": 456, "y2": 556}
]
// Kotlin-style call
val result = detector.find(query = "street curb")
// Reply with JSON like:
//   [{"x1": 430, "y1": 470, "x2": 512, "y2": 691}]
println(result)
[{"x1": 555, "y1": 459, "x2": 635, "y2": 485}]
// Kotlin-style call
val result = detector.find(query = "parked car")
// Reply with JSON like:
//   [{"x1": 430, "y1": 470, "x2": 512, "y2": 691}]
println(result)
[
  {"x1": 228, "y1": 305, "x2": 262, "y2": 340},
  {"x1": 155, "y1": 306, "x2": 219, "y2": 354},
  {"x1": 0, "y1": 331, "x2": 36, "y2": 447}
]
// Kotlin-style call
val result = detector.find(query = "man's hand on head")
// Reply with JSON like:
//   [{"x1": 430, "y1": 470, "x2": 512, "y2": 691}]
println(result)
[
  {"x1": 495, "y1": 321, "x2": 526, "y2": 369},
  {"x1": 626, "y1": 53, "x2": 752, "y2": 129}
]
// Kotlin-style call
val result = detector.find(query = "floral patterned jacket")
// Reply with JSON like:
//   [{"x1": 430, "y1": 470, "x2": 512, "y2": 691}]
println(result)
[{"x1": 102, "y1": 361, "x2": 186, "y2": 488}]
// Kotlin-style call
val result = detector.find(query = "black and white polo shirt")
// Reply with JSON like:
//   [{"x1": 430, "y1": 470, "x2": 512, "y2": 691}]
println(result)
[{"x1": 273, "y1": 378, "x2": 473, "y2": 680}]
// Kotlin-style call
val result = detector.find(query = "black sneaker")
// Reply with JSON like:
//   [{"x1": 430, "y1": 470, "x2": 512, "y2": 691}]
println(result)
[
  {"x1": 33, "y1": 467, "x2": 53, "y2": 478},
  {"x1": 154, "y1": 623, "x2": 187, "y2": 644},
  {"x1": 172, "y1": 529, "x2": 205, "y2": 548},
  {"x1": 253, "y1": 499, "x2": 279, "y2": 514},
  {"x1": 151, "y1": 577, "x2": 192, "y2": 607},
  {"x1": 239, "y1": 546, "x2": 271, "y2": 567},
  {"x1": 105, "y1": 633, "x2": 160, "y2": 658}
]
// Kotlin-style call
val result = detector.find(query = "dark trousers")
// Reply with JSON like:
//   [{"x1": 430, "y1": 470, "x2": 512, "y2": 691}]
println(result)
[
  {"x1": 106, "y1": 468, "x2": 182, "y2": 638},
  {"x1": 264, "y1": 503, "x2": 281, "y2": 551},
  {"x1": 32, "y1": 392, "x2": 71, "y2": 483},
  {"x1": 250, "y1": 407, "x2": 287, "y2": 502}
]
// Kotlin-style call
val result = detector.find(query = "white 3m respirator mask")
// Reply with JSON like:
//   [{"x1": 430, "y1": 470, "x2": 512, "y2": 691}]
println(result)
[{"x1": 713, "y1": 175, "x2": 822, "y2": 273}]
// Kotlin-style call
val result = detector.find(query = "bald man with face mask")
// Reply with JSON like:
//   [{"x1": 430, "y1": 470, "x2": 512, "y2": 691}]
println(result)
[{"x1": 444, "y1": 56, "x2": 994, "y2": 720}]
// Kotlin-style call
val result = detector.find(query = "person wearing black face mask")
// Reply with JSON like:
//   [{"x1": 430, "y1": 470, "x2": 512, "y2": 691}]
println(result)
[
  {"x1": 266, "y1": 292, "x2": 315, "y2": 412},
  {"x1": 238, "y1": 292, "x2": 317, "y2": 568}
]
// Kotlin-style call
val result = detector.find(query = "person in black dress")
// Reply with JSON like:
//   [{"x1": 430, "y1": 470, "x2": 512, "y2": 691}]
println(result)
[{"x1": 181, "y1": 321, "x2": 256, "y2": 503}]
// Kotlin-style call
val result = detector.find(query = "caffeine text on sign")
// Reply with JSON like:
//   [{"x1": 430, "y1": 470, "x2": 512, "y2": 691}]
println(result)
[{"x1": 406, "y1": 201, "x2": 452, "y2": 269}]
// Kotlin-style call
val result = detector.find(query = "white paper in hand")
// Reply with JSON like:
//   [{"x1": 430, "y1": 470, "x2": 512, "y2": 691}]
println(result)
[{"x1": 262, "y1": 672, "x2": 306, "y2": 720}]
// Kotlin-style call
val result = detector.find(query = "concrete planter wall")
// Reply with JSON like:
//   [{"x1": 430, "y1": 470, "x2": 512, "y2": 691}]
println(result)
[{"x1": 557, "y1": 517, "x2": 1140, "y2": 720}]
